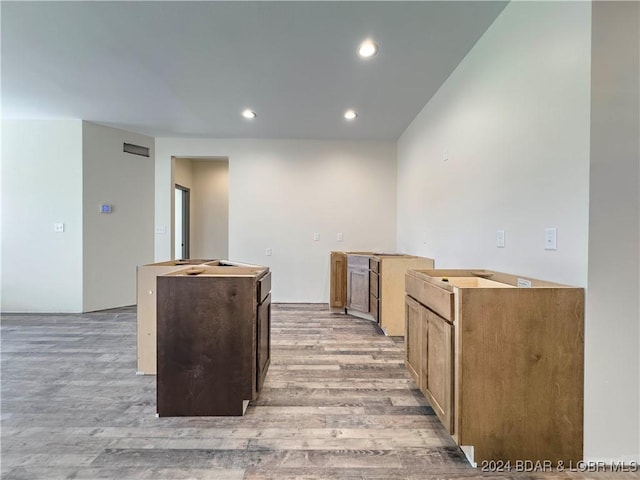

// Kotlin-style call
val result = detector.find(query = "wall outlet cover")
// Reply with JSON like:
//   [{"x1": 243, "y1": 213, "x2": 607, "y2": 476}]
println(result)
[{"x1": 544, "y1": 228, "x2": 557, "y2": 250}]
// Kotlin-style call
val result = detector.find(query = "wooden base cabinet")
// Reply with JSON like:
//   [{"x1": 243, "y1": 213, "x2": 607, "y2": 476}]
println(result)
[
  {"x1": 405, "y1": 296, "x2": 453, "y2": 432},
  {"x1": 136, "y1": 259, "x2": 216, "y2": 375},
  {"x1": 156, "y1": 265, "x2": 271, "y2": 416},
  {"x1": 330, "y1": 252, "x2": 347, "y2": 312},
  {"x1": 405, "y1": 269, "x2": 584, "y2": 465},
  {"x1": 371, "y1": 255, "x2": 434, "y2": 336},
  {"x1": 330, "y1": 252, "x2": 434, "y2": 336}
]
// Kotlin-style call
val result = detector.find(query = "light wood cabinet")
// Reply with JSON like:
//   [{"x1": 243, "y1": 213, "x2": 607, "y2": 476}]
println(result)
[
  {"x1": 329, "y1": 252, "x2": 347, "y2": 312},
  {"x1": 373, "y1": 255, "x2": 434, "y2": 335},
  {"x1": 330, "y1": 252, "x2": 434, "y2": 336},
  {"x1": 405, "y1": 269, "x2": 584, "y2": 465}
]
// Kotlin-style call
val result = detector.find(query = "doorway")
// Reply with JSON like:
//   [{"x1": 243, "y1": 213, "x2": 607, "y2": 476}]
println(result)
[
  {"x1": 172, "y1": 156, "x2": 229, "y2": 259},
  {"x1": 175, "y1": 184, "x2": 190, "y2": 259}
]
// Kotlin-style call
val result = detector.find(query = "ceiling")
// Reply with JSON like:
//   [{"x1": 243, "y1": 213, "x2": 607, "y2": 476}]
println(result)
[{"x1": 1, "y1": 1, "x2": 507, "y2": 140}]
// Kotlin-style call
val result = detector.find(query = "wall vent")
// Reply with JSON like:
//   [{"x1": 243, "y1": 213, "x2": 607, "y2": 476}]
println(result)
[{"x1": 123, "y1": 143, "x2": 150, "y2": 157}]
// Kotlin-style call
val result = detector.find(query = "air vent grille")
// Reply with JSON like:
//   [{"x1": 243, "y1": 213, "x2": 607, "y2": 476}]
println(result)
[{"x1": 123, "y1": 143, "x2": 150, "y2": 157}]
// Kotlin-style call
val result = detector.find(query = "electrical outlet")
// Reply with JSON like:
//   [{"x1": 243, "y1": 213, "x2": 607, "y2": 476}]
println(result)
[
  {"x1": 54, "y1": 223, "x2": 65, "y2": 233},
  {"x1": 496, "y1": 230, "x2": 505, "y2": 248},
  {"x1": 266, "y1": 248, "x2": 272, "y2": 256},
  {"x1": 337, "y1": 232, "x2": 344, "y2": 242},
  {"x1": 313, "y1": 232, "x2": 320, "y2": 241}
]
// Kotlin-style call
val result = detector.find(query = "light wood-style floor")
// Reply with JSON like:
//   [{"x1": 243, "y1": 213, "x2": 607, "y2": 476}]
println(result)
[{"x1": 1, "y1": 304, "x2": 637, "y2": 479}]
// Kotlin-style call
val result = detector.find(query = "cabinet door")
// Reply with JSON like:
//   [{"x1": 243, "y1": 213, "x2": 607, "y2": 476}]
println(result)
[
  {"x1": 256, "y1": 294, "x2": 271, "y2": 392},
  {"x1": 347, "y1": 269, "x2": 369, "y2": 312},
  {"x1": 370, "y1": 294, "x2": 379, "y2": 322},
  {"x1": 425, "y1": 309, "x2": 454, "y2": 433},
  {"x1": 405, "y1": 295, "x2": 426, "y2": 389},
  {"x1": 330, "y1": 252, "x2": 347, "y2": 309},
  {"x1": 369, "y1": 270, "x2": 379, "y2": 298}
]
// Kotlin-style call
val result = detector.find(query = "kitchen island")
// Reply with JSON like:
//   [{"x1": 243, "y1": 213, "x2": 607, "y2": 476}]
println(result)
[{"x1": 156, "y1": 263, "x2": 271, "y2": 416}]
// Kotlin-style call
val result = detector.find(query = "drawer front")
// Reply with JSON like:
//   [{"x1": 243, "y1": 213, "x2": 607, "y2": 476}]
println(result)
[
  {"x1": 258, "y1": 272, "x2": 272, "y2": 303},
  {"x1": 370, "y1": 294, "x2": 379, "y2": 322},
  {"x1": 369, "y1": 271, "x2": 379, "y2": 298},
  {"x1": 370, "y1": 257, "x2": 380, "y2": 273},
  {"x1": 347, "y1": 255, "x2": 370, "y2": 269},
  {"x1": 405, "y1": 273, "x2": 453, "y2": 322}
]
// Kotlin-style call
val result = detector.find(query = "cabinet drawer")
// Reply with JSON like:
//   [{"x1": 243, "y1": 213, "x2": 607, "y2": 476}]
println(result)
[
  {"x1": 258, "y1": 272, "x2": 271, "y2": 304},
  {"x1": 405, "y1": 273, "x2": 453, "y2": 322},
  {"x1": 369, "y1": 271, "x2": 379, "y2": 298},
  {"x1": 370, "y1": 257, "x2": 380, "y2": 273},
  {"x1": 370, "y1": 294, "x2": 379, "y2": 321}
]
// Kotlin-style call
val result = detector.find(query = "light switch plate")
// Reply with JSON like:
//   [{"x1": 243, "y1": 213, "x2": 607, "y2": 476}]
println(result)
[
  {"x1": 266, "y1": 248, "x2": 272, "y2": 256},
  {"x1": 496, "y1": 230, "x2": 505, "y2": 248},
  {"x1": 313, "y1": 232, "x2": 320, "y2": 241},
  {"x1": 544, "y1": 228, "x2": 557, "y2": 250},
  {"x1": 337, "y1": 233, "x2": 344, "y2": 242}
]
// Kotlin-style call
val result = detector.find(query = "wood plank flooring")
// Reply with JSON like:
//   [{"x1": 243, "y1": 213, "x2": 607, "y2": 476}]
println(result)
[{"x1": 1, "y1": 304, "x2": 637, "y2": 479}]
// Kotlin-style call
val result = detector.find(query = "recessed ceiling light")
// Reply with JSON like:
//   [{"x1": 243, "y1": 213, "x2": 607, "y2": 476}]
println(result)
[
  {"x1": 358, "y1": 40, "x2": 378, "y2": 58},
  {"x1": 242, "y1": 109, "x2": 256, "y2": 119},
  {"x1": 344, "y1": 109, "x2": 357, "y2": 120}
]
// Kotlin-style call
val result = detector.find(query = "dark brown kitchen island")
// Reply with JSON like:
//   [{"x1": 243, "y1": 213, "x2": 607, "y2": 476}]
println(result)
[{"x1": 156, "y1": 263, "x2": 271, "y2": 416}]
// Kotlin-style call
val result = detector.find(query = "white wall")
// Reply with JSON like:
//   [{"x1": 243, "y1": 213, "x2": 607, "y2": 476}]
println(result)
[
  {"x1": 1, "y1": 120, "x2": 84, "y2": 312},
  {"x1": 82, "y1": 122, "x2": 154, "y2": 312},
  {"x1": 397, "y1": 1, "x2": 591, "y2": 287},
  {"x1": 397, "y1": 0, "x2": 640, "y2": 464},
  {"x1": 155, "y1": 139, "x2": 397, "y2": 302},
  {"x1": 191, "y1": 159, "x2": 229, "y2": 259},
  {"x1": 586, "y1": 1, "x2": 640, "y2": 463},
  {"x1": 174, "y1": 157, "x2": 195, "y2": 190}
]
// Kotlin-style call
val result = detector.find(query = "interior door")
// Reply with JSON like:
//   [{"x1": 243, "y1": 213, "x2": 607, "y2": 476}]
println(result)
[{"x1": 174, "y1": 185, "x2": 190, "y2": 259}]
